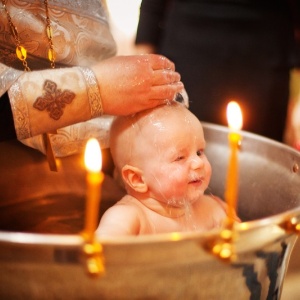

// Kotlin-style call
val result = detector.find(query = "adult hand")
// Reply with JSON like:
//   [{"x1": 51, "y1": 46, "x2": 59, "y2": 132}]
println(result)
[{"x1": 91, "y1": 54, "x2": 184, "y2": 116}]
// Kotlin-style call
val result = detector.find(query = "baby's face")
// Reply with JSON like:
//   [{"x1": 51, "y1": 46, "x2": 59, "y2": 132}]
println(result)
[{"x1": 138, "y1": 108, "x2": 212, "y2": 207}]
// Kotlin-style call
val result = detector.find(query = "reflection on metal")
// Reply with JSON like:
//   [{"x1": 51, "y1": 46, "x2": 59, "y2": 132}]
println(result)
[
  {"x1": 83, "y1": 240, "x2": 105, "y2": 276},
  {"x1": 236, "y1": 139, "x2": 242, "y2": 150},
  {"x1": 204, "y1": 225, "x2": 238, "y2": 263},
  {"x1": 281, "y1": 217, "x2": 300, "y2": 235}
]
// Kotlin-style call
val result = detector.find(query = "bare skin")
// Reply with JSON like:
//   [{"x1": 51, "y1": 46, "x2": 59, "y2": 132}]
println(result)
[
  {"x1": 97, "y1": 102, "x2": 239, "y2": 237},
  {"x1": 91, "y1": 54, "x2": 184, "y2": 116}
]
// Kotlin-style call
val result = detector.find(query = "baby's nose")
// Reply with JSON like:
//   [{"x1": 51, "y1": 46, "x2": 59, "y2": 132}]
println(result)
[{"x1": 190, "y1": 155, "x2": 204, "y2": 169}]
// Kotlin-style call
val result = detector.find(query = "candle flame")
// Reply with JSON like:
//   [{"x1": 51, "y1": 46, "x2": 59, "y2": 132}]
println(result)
[
  {"x1": 227, "y1": 101, "x2": 243, "y2": 131},
  {"x1": 84, "y1": 138, "x2": 102, "y2": 173}
]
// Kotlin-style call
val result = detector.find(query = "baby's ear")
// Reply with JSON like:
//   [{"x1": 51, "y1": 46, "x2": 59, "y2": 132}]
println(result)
[{"x1": 122, "y1": 165, "x2": 148, "y2": 193}]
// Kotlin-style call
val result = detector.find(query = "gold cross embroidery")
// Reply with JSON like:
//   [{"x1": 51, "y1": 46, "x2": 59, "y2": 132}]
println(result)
[{"x1": 33, "y1": 80, "x2": 75, "y2": 120}]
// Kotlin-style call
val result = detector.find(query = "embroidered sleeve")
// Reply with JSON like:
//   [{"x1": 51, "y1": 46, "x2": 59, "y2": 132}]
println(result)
[
  {"x1": 0, "y1": 63, "x2": 22, "y2": 97},
  {"x1": 8, "y1": 66, "x2": 104, "y2": 139}
]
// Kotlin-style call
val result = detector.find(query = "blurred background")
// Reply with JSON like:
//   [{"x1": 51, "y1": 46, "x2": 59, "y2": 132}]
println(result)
[{"x1": 106, "y1": 0, "x2": 142, "y2": 55}]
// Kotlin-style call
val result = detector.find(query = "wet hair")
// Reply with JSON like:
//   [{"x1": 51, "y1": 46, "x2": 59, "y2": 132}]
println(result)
[{"x1": 110, "y1": 101, "x2": 191, "y2": 170}]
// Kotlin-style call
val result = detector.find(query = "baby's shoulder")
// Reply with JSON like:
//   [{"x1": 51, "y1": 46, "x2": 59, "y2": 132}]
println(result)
[
  {"x1": 107, "y1": 195, "x2": 145, "y2": 216},
  {"x1": 117, "y1": 195, "x2": 143, "y2": 207},
  {"x1": 195, "y1": 194, "x2": 227, "y2": 211},
  {"x1": 97, "y1": 196, "x2": 144, "y2": 236},
  {"x1": 101, "y1": 196, "x2": 142, "y2": 223}
]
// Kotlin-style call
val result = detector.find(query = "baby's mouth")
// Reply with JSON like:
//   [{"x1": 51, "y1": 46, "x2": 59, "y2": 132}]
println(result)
[{"x1": 189, "y1": 176, "x2": 203, "y2": 184}]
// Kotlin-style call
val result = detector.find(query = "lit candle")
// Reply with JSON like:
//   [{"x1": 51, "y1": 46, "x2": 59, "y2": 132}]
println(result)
[
  {"x1": 225, "y1": 101, "x2": 243, "y2": 226},
  {"x1": 83, "y1": 138, "x2": 104, "y2": 242}
]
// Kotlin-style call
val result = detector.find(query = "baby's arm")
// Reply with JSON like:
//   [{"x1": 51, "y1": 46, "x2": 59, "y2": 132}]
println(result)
[
  {"x1": 211, "y1": 195, "x2": 241, "y2": 223},
  {"x1": 195, "y1": 195, "x2": 241, "y2": 231},
  {"x1": 96, "y1": 204, "x2": 141, "y2": 237}
]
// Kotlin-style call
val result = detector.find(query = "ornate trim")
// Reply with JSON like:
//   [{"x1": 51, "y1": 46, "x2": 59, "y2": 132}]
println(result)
[
  {"x1": 79, "y1": 66, "x2": 103, "y2": 118},
  {"x1": 9, "y1": 81, "x2": 31, "y2": 139}
]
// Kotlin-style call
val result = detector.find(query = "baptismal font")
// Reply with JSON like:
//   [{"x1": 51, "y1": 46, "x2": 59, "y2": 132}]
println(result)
[{"x1": 0, "y1": 107, "x2": 300, "y2": 299}]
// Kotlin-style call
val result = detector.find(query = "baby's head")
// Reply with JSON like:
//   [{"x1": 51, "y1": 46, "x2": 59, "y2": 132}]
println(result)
[{"x1": 110, "y1": 102, "x2": 212, "y2": 205}]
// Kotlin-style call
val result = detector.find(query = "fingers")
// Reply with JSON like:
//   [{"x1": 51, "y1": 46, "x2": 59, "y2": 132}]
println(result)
[
  {"x1": 146, "y1": 54, "x2": 175, "y2": 71},
  {"x1": 149, "y1": 82, "x2": 185, "y2": 102},
  {"x1": 152, "y1": 70, "x2": 181, "y2": 86},
  {"x1": 146, "y1": 54, "x2": 186, "y2": 104}
]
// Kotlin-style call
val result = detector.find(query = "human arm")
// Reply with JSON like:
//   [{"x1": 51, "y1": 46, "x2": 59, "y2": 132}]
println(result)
[
  {"x1": 96, "y1": 203, "x2": 141, "y2": 237},
  {"x1": 4, "y1": 54, "x2": 183, "y2": 141},
  {"x1": 210, "y1": 195, "x2": 241, "y2": 223},
  {"x1": 90, "y1": 54, "x2": 183, "y2": 115},
  {"x1": 0, "y1": 0, "x2": 183, "y2": 142}
]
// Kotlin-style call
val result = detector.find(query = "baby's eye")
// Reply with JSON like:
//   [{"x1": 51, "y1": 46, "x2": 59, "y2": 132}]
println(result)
[
  {"x1": 197, "y1": 150, "x2": 204, "y2": 156},
  {"x1": 175, "y1": 155, "x2": 185, "y2": 161}
]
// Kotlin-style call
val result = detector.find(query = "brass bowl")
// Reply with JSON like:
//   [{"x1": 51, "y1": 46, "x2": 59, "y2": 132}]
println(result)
[{"x1": 0, "y1": 123, "x2": 299, "y2": 299}]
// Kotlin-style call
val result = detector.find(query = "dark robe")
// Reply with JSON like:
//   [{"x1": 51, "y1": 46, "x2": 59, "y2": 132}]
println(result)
[{"x1": 136, "y1": 0, "x2": 300, "y2": 141}]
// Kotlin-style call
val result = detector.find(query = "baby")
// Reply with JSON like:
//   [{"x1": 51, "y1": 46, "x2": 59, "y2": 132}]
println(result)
[{"x1": 97, "y1": 102, "x2": 238, "y2": 237}]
